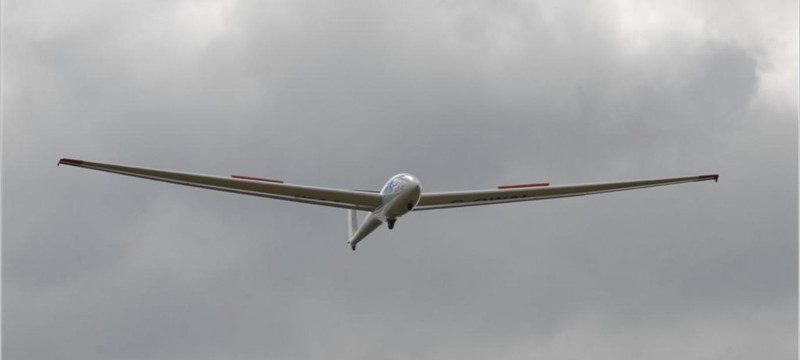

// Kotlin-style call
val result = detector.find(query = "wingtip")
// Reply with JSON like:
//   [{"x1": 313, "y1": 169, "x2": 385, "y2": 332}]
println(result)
[
  {"x1": 698, "y1": 174, "x2": 719, "y2": 182},
  {"x1": 58, "y1": 158, "x2": 84, "y2": 167}
]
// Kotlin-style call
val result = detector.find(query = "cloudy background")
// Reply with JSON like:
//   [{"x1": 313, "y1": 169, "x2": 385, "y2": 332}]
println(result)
[{"x1": 3, "y1": 0, "x2": 797, "y2": 359}]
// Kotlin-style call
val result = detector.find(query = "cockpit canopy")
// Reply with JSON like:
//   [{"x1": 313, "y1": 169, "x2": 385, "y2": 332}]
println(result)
[{"x1": 381, "y1": 173, "x2": 418, "y2": 195}]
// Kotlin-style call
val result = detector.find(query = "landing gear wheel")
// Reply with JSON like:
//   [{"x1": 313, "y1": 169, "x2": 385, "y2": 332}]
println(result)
[{"x1": 387, "y1": 218, "x2": 396, "y2": 230}]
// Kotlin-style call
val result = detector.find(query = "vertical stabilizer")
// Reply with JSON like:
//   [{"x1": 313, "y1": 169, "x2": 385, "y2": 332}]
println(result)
[
  {"x1": 347, "y1": 212, "x2": 382, "y2": 251},
  {"x1": 348, "y1": 210, "x2": 359, "y2": 239}
]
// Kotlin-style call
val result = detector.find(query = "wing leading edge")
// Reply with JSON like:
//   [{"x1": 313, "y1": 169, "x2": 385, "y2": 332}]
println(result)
[
  {"x1": 57, "y1": 158, "x2": 382, "y2": 211},
  {"x1": 414, "y1": 174, "x2": 718, "y2": 211}
]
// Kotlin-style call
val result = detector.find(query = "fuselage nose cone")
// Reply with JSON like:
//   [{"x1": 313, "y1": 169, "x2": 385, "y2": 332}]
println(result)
[{"x1": 405, "y1": 174, "x2": 420, "y2": 186}]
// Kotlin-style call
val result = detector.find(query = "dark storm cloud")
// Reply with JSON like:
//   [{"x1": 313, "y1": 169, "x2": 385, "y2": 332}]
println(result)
[{"x1": 4, "y1": 0, "x2": 797, "y2": 359}]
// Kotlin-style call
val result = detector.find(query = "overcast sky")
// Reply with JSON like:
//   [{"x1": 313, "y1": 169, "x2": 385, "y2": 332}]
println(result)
[{"x1": 3, "y1": 0, "x2": 798, "y2": 359}]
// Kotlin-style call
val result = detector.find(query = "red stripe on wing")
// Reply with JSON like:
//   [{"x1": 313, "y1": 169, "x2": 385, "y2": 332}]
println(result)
[
  {"x1": 497, "y1": 182, "x2": 549, "y2": 190},
  {"x1": 231, "y1": 174, "x2": 284, "y2": 184}
]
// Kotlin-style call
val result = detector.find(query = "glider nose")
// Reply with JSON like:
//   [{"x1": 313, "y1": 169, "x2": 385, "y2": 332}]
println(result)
[
  {"x1": 408, "y1": 175, "x2": 420, "y2": 186},
  {"x1": 404, "y1": 174, "x2": 421, "y2": 194},
  {"x1": 407, "y1": 181, "x2": 422, "y2": 211}
]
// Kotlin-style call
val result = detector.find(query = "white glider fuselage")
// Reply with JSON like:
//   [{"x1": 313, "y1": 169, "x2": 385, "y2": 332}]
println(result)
[{"x1": 348, "y1": 174, "x2": 421, "y2": 250}]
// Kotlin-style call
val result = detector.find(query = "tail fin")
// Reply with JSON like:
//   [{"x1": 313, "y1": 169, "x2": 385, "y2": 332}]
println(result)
[
  {"x1": 348, "y1": 210, "x2": 359, "y2": 240},
  {"x1": 347, "y1": 212, "x2": 382, "y2": 251}
]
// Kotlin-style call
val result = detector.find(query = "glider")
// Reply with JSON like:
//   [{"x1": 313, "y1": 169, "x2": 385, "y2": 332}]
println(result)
[{"x1": 58, "y1": 158, "x2": 718, "y2": 250}]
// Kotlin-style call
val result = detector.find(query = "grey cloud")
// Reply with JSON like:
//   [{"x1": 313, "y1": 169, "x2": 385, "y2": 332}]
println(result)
[{"x1": 4, "y1": 0, "x2": 797, "y2": 359}]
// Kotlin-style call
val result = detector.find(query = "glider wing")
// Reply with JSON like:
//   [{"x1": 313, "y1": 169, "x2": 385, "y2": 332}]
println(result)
[
  {"x1": 58, "y1": 158, "x2": 382, "y2": 211},
  {"x1": 414, "y1": 174, "x2": 718, "y2": 211}
]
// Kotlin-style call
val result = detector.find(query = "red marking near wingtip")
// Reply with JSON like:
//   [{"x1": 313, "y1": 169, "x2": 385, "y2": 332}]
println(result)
[
  {"x1": 498, "y1": 182, "x2": 549, "y2": 190},
  {"x1": 232, "y1": 174, "x2": 284, "y2": 184},
  {"x1": 698, "y1": 174, "x2": 719, "y2": 182},
  {"x1": 58, "y1": 158, "x2": 84, "y2": 166}
]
